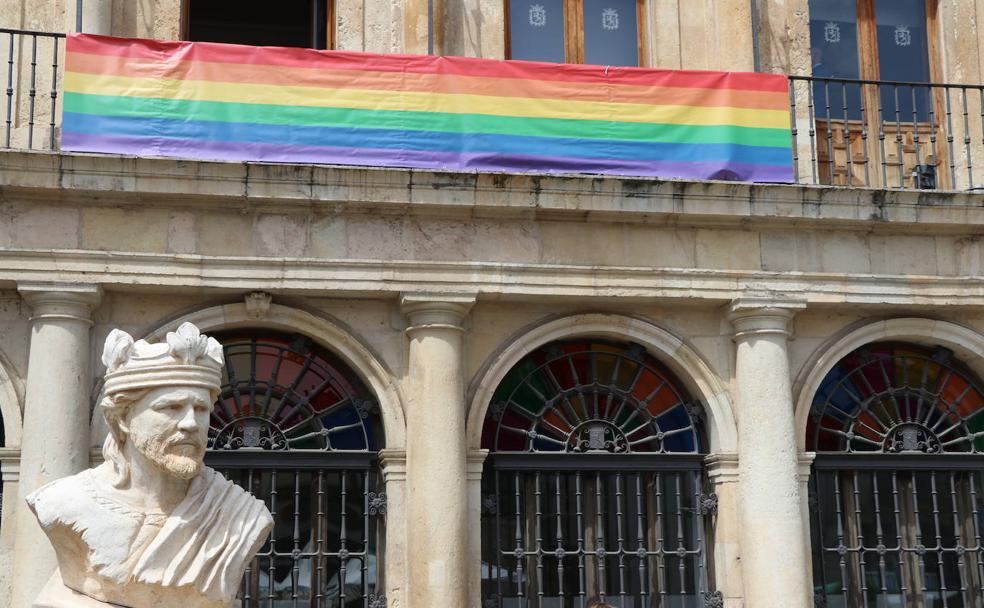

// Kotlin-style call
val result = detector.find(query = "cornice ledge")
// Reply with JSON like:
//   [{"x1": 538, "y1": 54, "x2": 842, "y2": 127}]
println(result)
[{"x1": 17, "y1": 281, "x2": 102, "y2": 302}]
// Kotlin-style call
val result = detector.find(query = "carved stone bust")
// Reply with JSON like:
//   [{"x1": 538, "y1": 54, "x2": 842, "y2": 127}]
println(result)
[{"x1": 26, "y1": 323, "x2": 274, "y2": 608}]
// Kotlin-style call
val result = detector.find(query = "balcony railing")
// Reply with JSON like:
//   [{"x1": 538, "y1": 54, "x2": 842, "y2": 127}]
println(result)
[
  {"x1": 789, "y1": 75, "x2": 984, "y2": 191},
  {"x1": 1, "y1": 28, "x2": 64, "y2": 151},
  {"x1": 3, "y1": 27, "x2": 984, "y2": 192}
]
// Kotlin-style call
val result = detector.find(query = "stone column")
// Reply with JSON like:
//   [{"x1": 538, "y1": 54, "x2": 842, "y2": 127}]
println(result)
[
  {"x1": 727, "y1": 297, "x2": 811, "y2": 608},
  {"x1": 10, "y1": 283, "x2": 101, "y2": 608},
  {"x1": 0, "y1": 450, "x2": 22, "y2": 608},
  {"x1": 400, "y1": 293, "x2": 475, "y2": 608},
  {"x1": 379, "y1": 449, "x2": 408, "y2": 608},
  {"x1": 704, "y1": 453, "x2": 742, "y2": 606},
  {"x1": 466, "y1": 449, "x2": 488, "y2": 607}
]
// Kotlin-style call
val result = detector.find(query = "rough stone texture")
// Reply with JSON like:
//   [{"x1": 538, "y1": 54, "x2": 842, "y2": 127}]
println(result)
[{"x1": 756, "y1": 0, "x2": 812, "y2": 75}]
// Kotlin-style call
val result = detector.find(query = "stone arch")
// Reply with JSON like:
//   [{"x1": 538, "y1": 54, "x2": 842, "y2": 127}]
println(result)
[
  {"x1": 0, "y1": 348, "x2": 23, "y2": 448},
  {"x1": 134, "y1": 302, "x2": 407, "y2": 450},
  {"x1": 466, "y1": 313, "x2": 737, "y2": 453},
  {"x1": 793, "y1": 317, "x2": 984, "y2": 452}
]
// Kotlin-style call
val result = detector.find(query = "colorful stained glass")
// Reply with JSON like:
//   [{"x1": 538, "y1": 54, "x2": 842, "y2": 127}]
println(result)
[
  {"x1": 808, "y1": 342, "x2": 984, "y2": 453},
  {"x1": 209, "y1": 330, "x2": 382, "y2": 452},
  {"x1": 483, "y1": 340, "x2": 701, "y2": 453}
]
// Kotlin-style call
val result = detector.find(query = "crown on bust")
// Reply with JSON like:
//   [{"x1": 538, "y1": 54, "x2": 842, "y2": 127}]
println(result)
[{"x1": 101, "y1": 322, "x2": 224, "y2": 396}]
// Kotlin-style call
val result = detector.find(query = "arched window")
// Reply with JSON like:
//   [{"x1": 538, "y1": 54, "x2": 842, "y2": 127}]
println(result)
[
  {"x1": 807, "y1": 342, "x2": 984, "y2": 608},
  {"x1": 205, "y1": 329, "x2": 385, "y2": 607},
  {"x1": 480, "y1": 339, "x2": 717, "y2": 607}
]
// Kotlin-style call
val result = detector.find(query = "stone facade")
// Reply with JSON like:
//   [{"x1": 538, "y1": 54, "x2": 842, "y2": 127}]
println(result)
[{"x1": 1, "y1": 2, "x2": 984, "y2": 607}]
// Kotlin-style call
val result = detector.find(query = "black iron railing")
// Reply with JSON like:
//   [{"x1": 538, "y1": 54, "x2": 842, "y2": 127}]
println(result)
[
  {"x1": 790, "y1": 75, "x2": 984, "y2": 191},
  {"x1": 809, "y1": 458, "x2": 984, "y2": 608},
  {"x1": 1, "y1": 28, "x2": 64, "y2": 151},
  {"x1": 480, "y1": 454, "x2": 717, "y2": 608},
  {"x1": 208, "y1": 455, "x2": 385, "y2": 608}
]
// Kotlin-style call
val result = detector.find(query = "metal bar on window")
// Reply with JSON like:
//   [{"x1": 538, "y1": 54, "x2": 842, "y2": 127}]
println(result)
[
  {"x1": 944, "y1": 88, "x2": 958, "y2": 188},
  {"x1": 962, "y1": 89, "x2": 974, "y2": 190}
]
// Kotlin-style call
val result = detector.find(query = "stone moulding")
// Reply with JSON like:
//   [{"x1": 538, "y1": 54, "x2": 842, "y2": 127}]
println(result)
[{"x1": 4, "y1": 249, "x2": 984, "y2": 307}]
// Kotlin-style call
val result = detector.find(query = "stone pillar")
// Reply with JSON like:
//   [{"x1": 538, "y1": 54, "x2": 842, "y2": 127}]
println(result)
[
  {"x1": 0, "y1": 450, "x2": 22, "y2": 608},
  {"x1": 705, "y1": 453, "x2": 742, "y2": 606},
  {"x1": 466, "y1": 449, "x2": 488, "y2": 607},
  {"x1": 798, "y1": 451, "x2": 817, "y2": 587},
  {"x1": 10, "y1": 283, "x2": 101, "y2": 608},
  {"x1": 400, "y1": 293, "x2": 475, "y2": 608},
  {"x1": 727, "y1": 297, "x2": 811, "y2": 608},
  {"x1": 379, "y1": 449, "x2": 408, "y2": 608}
]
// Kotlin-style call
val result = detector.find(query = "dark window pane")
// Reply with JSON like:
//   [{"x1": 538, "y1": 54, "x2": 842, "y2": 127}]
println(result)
[
  {"x1": 509, "y1": 0, "x2": 566, "y2": 63},
  {"x1": 582, "y1": 0, "x2": 639, "y2": 67},
  {"x1": 808, "y1": 0, "x2": 861, "y2": 79},
  {"x1": 875, "y1": 0, "x2": 931, "y2": 122},
  {"x1": 188, "y1": 0, "x2": 329, "y2": 50},
  {"x1": 809, "y1": 0, "x2": 862, "y2": 121}
]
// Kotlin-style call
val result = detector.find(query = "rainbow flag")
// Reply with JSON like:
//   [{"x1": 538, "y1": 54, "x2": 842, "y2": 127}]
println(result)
[{"x1": 62, "y1": 34, "x2": 793, "y2": 183}]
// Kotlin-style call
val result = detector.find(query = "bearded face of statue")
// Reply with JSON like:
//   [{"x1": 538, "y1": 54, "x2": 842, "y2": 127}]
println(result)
[{"x1": 122, "y1": 386, "x2": 213, "y2": 480}]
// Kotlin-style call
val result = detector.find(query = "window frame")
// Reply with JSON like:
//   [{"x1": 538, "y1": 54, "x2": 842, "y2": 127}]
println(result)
[
  {"x1": 180, "y1": 0, "x2": 336, "y2": 50},
  {"x1": 504, "y1": 0, "x2": 648, "y2": 66},
  {"x1": 806, "y1": 342, "x2": 984, "y2": 608},
  {"x1": 808, "y1": 0, "x2": 949, "y2": 187},
  {"x1": 204, "y1": 329, "x2": 386, "y2": 606},
  {"x1": 479, "y1": 339, "x2": 717, "y2": 606}
]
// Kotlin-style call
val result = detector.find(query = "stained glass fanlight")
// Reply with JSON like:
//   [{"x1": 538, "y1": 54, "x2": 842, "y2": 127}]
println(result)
[
  {"x1": 482, "y1": 339, "x2": 702, "y2": 454},
  {"x1": 807, "y1": 342, "x2": 984, "y2": 454},
  {"x1": 208, "y1": 330, "x2": 382, "y2": 452}
]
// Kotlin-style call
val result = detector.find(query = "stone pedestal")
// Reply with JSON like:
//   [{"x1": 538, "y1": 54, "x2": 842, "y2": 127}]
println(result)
[
  {"x1": 10, "y1": 283, "x2": 101, "y2": 608},
  {"x1": 400, "y1": 293, "x2": 474, "y2": 608},
  {"x1": 728, "y1": 297, "x2": 811, "y2": 608}
]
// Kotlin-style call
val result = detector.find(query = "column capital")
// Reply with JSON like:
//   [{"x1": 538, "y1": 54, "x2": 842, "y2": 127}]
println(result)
[
  {"x1": 400, "y1": 292, "x2": 476, "y2": 334},
  {"x1": 0, "y1": 447, "x2": 21, "y2": 483},
  {"x1": 727, "y1": 296, "x2": 806, "y2": 340},
  {"x1": 704, "y1": 452, "x2": 739, "y2": 486},
  {"x1": 798, "y1": 452, "x2": 816, "y2": 483},
  {"x1": 379, "y1": 449, "x2": 407, "y2": 482},
  {"x1": 466, "y1": 449, "x2": 489, "y2": 482},
  {"x1": 18, "y1": 283, "x2": 102, "y2": 325}
]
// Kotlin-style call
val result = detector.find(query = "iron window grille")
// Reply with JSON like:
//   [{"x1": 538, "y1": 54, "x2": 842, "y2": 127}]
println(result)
[
  {"x1": 204, "y1": 330, "x2": 385, "y2": 608},
  {"x1": 808, "y1": 343, "x2": 984, "y2": 608},
  {"x1": 481, "y1": 340, "x2": 718, "y2": 607}
]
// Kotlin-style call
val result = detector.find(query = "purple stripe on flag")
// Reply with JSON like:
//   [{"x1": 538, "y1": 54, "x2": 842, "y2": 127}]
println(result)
[{"x1": 61, "y1": 131, "x2": 795, "y2": 183}]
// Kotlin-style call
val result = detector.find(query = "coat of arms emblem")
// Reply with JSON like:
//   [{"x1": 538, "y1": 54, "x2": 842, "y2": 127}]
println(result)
[
  {"x1": 894, "y1": 25, "x2": 912, "y2": 47},
  {"x1": 529, "y1": 4, "x2": 547, "y2": 27},
  {"x1": 602, "y1": 8, "x2": 619, "y2": 31}
]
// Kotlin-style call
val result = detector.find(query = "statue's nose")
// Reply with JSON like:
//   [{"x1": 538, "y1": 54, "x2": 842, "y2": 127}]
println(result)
[{"x1": 176, "y1": 405, "x2": 200, "y2": 432}]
